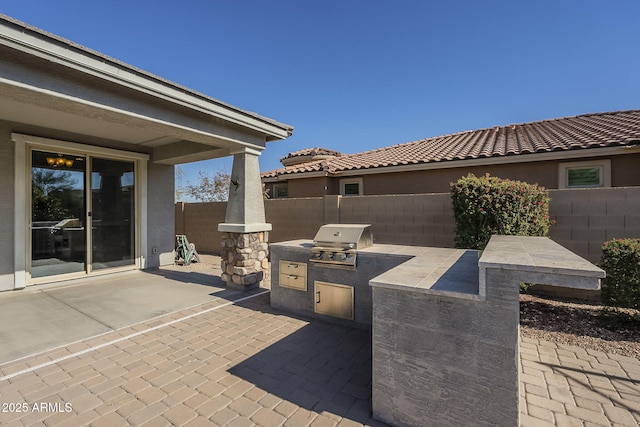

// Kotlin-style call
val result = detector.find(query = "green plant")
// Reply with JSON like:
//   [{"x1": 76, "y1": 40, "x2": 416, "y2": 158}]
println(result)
[
  {"x1": 519, "y1": 282, "x2": 534, "y2": 294},
  {"x1": 600, "y1": 238, "x2": 640, "y2": 309},
  {"x1": 450, "y1": 174, "x2": 552, "y2": 250}
]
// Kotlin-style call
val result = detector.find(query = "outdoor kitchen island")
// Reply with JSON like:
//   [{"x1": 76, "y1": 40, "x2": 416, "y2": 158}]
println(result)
[
  {"x1": 270, "y1": 232, "x2": 605, "y2": 427},
  {"x1": 270, "y1": 238, "x2": 480, "y2": 327}
]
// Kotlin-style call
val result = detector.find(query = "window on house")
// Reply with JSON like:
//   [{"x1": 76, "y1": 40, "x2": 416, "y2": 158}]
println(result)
[
  {"x1": 273, "y1": 183, "x2": 288, "y2": 198},
  {"x1": 559, "y1": 160, "x2": 611, "y2": 189},
  {"x1": 340, "y1": 178, "x2": 363, "y2": 196}
]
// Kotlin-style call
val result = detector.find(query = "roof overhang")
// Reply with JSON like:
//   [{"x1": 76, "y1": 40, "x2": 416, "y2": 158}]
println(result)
[{"x1": 0, "y1": 15, "x2": 293, "y2": 165}]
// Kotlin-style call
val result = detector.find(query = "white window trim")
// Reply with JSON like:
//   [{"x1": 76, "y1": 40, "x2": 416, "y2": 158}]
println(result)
[
  {"x1": 340, "y1": 177, "x2": 363, "y2": 196},
  {"x1": 558, "y1": 159, "x2": 611, "y2": 189}
]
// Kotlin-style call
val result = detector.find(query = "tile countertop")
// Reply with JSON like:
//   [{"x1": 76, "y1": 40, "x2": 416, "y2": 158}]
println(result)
[
  {"x1": 272, "y1": 240, "x2": 482, "y2": 301},
  {"x1": 478, "y1": 235, "x2": 605, "y2": 291},
  {"x1": 271, "y1": 235, "x2": 605, "y2": 300}
]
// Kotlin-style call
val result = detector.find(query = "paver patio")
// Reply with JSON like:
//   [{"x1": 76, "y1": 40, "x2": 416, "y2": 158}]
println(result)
[{"x1": 0, "y1": 286, "x2": 638, "y2": 426}]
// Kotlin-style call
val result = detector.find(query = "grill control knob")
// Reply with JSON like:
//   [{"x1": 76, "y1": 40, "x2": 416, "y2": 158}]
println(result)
[
  {"x1": 338, "y1": 253, "x2": 347, "y2": 261},
  {"x1": 315, "y1": 252, "x2": 323, "y2": 259},
  {"x1": 328, "y1": 253, "x2": 335, "y2": 259}
]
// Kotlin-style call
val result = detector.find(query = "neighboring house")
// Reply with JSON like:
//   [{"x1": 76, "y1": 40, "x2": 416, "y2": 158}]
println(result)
[
  {"x1": 262, "y1": 110, "x2": 640, "y2": 198},
  {"x1": 0, "y1": 15, "x2": 293, "y2": 291}
]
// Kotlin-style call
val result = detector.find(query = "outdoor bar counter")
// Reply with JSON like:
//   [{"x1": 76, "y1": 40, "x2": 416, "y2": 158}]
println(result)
[{"x1": 271, "y1": 235, "x2": 605, "y2": 427}]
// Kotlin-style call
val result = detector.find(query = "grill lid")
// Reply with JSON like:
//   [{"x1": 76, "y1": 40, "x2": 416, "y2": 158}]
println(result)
[{"x1": 312, "y1": 224, "x2": 373, "y2": 250}]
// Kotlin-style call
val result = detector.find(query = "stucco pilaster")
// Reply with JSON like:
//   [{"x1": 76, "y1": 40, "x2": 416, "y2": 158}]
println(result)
[{"x1": 218, "y1": 147, "x2": 271, "y2": 289}]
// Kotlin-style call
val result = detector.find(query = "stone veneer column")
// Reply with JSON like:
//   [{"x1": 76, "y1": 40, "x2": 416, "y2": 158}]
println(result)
[
  {"x1": 220, "y1": 231, "x2": 269, "y2": 290},
  {"x1": 218, "y1": 147, "x2": 271, "y2": 290}
]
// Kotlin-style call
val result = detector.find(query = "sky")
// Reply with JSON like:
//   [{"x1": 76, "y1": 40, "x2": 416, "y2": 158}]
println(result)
[{"x1": 3, "y1": 1, "x2": 639, "y2": 195}]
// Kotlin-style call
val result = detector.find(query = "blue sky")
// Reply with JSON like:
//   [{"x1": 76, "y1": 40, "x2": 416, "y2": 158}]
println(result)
[{"x1": 3, "y1": 1, "x2": 639, "y2": 191}]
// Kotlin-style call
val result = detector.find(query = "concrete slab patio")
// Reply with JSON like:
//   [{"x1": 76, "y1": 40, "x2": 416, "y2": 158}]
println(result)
[
  {"x1": 0, "y1": 265, "x2": 240, "y2": 364},
  {"x1": 0, "y1": 262, "x2": 638, "y2": 426}
]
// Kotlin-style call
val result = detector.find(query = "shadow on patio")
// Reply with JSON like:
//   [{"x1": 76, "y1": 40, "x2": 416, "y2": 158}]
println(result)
[{"x1": 228, "y1": 299, "x2": 377, "y2": 425}]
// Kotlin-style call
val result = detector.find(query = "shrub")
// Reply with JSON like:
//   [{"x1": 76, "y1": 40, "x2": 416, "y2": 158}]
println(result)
[
  {"x1": 600, "y1": 238, "x2": 640, "y2": 309},
  {"x1": 450, "y1": 174, "x2": 552, "y2": 250}
]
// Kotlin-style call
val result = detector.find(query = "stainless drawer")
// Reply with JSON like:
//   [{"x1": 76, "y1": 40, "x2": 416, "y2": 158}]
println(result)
[{"x1": 279, "y1": 261, "x2": 307, "y2": 291}]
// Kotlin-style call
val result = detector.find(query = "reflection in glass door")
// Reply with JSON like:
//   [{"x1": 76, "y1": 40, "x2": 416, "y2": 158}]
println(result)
[
  {"x1": 31, "y1": 151, "x2": 86, "y2": 278},
  {"x1": 31, "y1": 150, "x2": 136, "y2": 280},
  {"x1": 91, "y1": 158, "x2": 135, "y2": 270}
]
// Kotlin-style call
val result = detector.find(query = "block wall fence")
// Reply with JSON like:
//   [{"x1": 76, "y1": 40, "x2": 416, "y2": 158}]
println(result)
[{"x1": 175, "y1": 187, "x2": 640, "y2": 264}]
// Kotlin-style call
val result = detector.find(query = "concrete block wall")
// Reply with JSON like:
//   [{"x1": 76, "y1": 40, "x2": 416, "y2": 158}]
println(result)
[
  {"x1": 265, "y1": 197, "x2": 324, "y2": 243},
  {"x1": 175, "y1": 187, "x2": 640, "y2": 260},
  {"x1": 549, "y1": 187, "x2": 640, "y2": 263},
  {"x1": 176, "y1": 201, "x2": 228, "y2": 254},
  {"x1": 175, "y1": 198, "x2": 324, "y2": 255},
  {"x1": 340, "y1": 193, "x2": 455, "y2": 248}
]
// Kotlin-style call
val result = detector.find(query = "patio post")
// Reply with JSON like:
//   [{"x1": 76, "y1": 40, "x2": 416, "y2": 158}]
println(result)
[{"x1": 218, "y1": 147, "x2": 271, "y2": 290}]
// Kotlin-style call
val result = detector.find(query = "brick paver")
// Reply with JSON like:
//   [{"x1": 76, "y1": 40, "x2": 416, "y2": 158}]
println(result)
[
  {"x1": 0, "y1": 289, "x2": 638, "y2": 426},
  {"x1": 520, "y1": 336, "x2": 640, "y2": 426}
]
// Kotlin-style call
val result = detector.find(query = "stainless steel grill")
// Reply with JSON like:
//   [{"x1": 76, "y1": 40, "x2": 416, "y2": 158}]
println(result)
[{"x1": 310, "y1": 224, "x2": 373, "y2": 267}]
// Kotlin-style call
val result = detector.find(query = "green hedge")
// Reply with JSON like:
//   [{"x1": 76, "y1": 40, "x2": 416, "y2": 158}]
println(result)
[
  {"x1": 600, "y1": 239, "x2": 640, "y2": 309},
  {"x1": 450, "y1": 174, "x2": 552, "y2": 250}
]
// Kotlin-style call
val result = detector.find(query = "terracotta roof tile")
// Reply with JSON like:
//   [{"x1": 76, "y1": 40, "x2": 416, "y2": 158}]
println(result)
[
  {"x1": 279, "y1": 147, "x2": 342, "y2": 162},
  {"x1": 262, "y1": 110, "x2": 640, "y2": 178}
]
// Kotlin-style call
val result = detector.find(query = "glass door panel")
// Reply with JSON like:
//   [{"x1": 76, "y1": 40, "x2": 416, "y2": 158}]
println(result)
[
  {"x1": 31, "y1": 151, "x2": 86, "y2": 278},
  {"x1": 91, "y1": 158, "x2": 135, "y2": 270}
]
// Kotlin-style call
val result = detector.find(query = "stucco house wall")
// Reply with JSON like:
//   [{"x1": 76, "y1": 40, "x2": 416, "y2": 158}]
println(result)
[
  {"x1": 0, "y1": 122, "x2": 15, "y2": 290},
  {"x1": 146, "y1": 163, "x2": 176, "y2": 269},
  {"x1": 266, "y1": 153, "x2": 640, "y2": 198},
  {"x1": 264, "y1": 111, "x2": 640, "y2": 198},
  {"x1": 0, "y1": 14, "x2": 293, "y2": 291}
]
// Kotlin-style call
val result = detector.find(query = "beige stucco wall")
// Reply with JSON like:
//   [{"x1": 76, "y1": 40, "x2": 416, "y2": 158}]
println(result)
[
  {"x1": 611, "y1": 154, "x2": 640, "y2": 186},
  {"x1": 360, "y1": 161, "x2": 559, "y2": 194},
  {"x1": 267, "y1": 154, "x2": 640, "y2": 198},
  {"x1": 287, "y1": 176, "x2": 329, "y2": 198}
]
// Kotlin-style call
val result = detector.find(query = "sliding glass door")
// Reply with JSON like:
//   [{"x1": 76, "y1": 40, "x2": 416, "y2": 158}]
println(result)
[
  {"x1": 30, "y1": 150, "x2": 136, "y2": 281},
  {"x1": 31, "y1": 151, "x2": 87, "y2": 278},
  {"x1": 91, "y1": 158, "x2": 135, "y2": 270}
]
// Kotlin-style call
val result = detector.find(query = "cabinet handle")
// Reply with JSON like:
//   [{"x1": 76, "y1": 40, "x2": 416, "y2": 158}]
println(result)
[
  {"x1": 316, "y1": 291, "x2": 321, "y2": 304},
  {"x1": 288, "y1": 275, "x2": 298, "y2": 279},
  {"x1": 288, "y1": 264, "x2": 298, "y2": 268}
]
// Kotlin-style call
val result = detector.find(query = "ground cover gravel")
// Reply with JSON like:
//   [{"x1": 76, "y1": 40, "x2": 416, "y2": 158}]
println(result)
[{"x1": 520, "y1": 293, "x2": 640, "y2": 359}]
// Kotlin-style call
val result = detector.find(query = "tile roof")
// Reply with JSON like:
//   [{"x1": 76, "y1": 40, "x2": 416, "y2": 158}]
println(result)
[
  {"x1": 262, "y1": 110, "x2": 640, "y2": 178},
  {"x1": 279, "y1": 147, "x2": 343, "y2": 162}
]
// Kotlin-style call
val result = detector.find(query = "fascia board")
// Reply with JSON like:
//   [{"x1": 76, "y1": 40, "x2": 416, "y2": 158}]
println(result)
[
  {"x1": 0, "y1": 23, "x2": 293, "y2": 140},
  {"x1": 275, "y1": 171, "x2": 328, "y2": 180}
]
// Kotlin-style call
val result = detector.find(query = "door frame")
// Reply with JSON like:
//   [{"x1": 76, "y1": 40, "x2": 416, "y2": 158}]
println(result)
[{"x1": 12, "y1": 133, "x2": 149, "y2": 287}]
